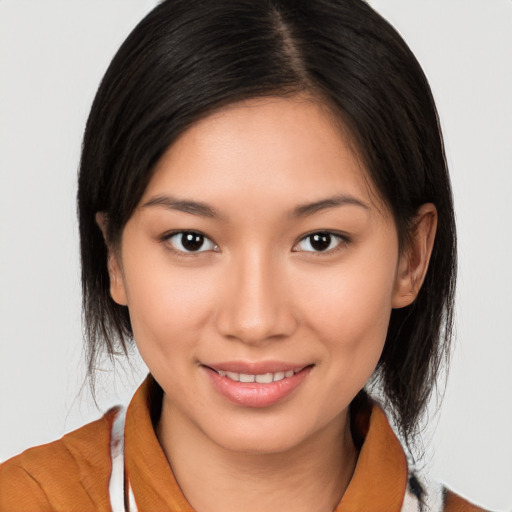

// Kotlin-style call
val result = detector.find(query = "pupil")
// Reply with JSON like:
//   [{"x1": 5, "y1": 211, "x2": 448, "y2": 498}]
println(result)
[
  {"x1": 310, "y1": 233, "x2": 331, "y2": 251},
  {"x1": 181, "y1": 232, "x2": 204, "y2": 251}
]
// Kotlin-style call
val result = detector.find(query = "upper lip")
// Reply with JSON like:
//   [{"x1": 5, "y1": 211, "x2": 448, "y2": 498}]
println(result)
[{"x1": 203, "y1": 361, "x2": 312, "y2": 374}]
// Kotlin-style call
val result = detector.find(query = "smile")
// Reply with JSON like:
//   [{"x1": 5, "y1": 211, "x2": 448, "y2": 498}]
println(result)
[
  {"x1": 203, "y1": 364, "x2": 313, "y2": 407},
  {"x1": 215, "y1": 369, "x2": 301, "y2": 383}
]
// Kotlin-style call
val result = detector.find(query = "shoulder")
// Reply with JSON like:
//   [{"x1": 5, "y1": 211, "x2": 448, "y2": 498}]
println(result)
[
  {"x1": 442, "y1": 489, "x2": 490, "y2": 512},
  {"x1": 349, "y1": 396, "x2": 491, "y2": 512},
  {"x1": 0, "y1": 408, "x2": 117, "y2": 512},
  {"x1": 404, "y1": 473, "x2": 491, "y2": 512}
]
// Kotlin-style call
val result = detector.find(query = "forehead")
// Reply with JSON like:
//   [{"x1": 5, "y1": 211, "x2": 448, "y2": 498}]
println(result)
[{"x1": 142, "y1": 96, "x2": 382, "y2": 214}]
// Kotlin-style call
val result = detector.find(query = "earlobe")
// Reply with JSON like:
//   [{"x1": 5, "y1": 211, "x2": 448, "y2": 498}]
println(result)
[
  {"x1": 95, "y1": 212, "x2": 128, "y2": 306},
  {"x1": 392, "y1": 203, "x2": 438, "y2": 309}
]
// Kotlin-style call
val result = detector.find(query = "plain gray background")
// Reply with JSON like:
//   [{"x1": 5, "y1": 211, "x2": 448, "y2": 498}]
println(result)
[{"x1": 1, "y1": 1, "x2": 511, "y2": 510}]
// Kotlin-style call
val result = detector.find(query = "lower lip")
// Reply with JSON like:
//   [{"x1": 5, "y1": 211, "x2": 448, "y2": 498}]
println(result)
[{"x1": 204, "y1": 366, "x2": 312, "y2": 408}]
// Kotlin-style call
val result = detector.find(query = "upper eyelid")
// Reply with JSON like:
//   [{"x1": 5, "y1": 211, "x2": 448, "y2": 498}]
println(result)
[
  {"x1": 161, "y1": 229, "x2": 212, "y2": 240},
  {"x1": 295, "y1": 230, "x2": 350, "y2": 244}
]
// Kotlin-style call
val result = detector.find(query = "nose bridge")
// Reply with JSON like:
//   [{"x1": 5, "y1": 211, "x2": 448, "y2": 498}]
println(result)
[{"x1": 216, "y1": 248, "x2": 296, "y2": 344}]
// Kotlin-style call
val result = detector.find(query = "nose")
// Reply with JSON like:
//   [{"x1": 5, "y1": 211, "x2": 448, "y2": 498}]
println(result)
[{"x1": 215, "y1": 251, "x2": 298, "y2": 345}]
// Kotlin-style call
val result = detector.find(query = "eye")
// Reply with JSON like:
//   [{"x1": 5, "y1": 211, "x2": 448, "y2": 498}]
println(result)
[
  {"x1": 294, "y1": 232, "x2": 346, "y2": 253},
  {"x1": 165, "y1": 231, "x2": 217, "y2": 253}
]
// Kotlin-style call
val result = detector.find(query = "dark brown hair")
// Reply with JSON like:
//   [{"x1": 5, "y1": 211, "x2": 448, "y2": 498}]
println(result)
[{"x1": 78, "y1": 0, "x2": 456, "y2": 451}]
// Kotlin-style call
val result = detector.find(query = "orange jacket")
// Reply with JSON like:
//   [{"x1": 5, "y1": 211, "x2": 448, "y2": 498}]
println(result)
[{"x1": 0, "y1": 376, "x2": 486, "y2": 511}]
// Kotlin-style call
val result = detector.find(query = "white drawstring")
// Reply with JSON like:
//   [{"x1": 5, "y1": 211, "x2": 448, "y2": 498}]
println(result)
[{"x1": 108, "y1": 407, "x2": 138, "y2": 512}]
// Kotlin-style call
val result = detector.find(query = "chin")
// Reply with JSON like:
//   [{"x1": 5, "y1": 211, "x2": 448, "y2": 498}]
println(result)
[
  {"x1": 213, "y1": 426, "x2": 310, "y2": 456},
  {"x1": 204, "y1": 410, "x2": 339, "y2": 457}
]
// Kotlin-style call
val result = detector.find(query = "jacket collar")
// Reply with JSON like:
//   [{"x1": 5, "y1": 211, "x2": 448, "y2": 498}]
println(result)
[{"x1": 125, "y1": 375, "x2": 407, "y2": 512}]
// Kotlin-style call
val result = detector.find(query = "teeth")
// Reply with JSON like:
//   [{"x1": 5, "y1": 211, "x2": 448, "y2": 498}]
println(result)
[
  {"x1": 255, "y1": 373, "x2": 273, "y2": 384},
  {"x1": 216, "y1": 368, "x2": 303, "y2": 383}
]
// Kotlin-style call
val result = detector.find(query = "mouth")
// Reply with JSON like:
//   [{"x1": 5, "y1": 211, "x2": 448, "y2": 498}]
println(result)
[{"x1": 202, "y1": 363, "x2": 314, "y2": 408}]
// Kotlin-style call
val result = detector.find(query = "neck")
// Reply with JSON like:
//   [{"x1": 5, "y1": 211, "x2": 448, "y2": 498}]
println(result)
[{"x1": 156, "y1": 399, "x2": 357, "y2": 512}]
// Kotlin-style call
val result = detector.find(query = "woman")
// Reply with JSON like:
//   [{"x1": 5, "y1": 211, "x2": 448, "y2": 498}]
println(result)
[{"x1": 0, "y1": 0, "x2": 486, "y2": 510}]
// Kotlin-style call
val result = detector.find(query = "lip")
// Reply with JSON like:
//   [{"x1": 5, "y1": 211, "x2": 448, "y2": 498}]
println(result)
[{"x1": 202, "y1": 362, "x2": 313, "y2": 408}]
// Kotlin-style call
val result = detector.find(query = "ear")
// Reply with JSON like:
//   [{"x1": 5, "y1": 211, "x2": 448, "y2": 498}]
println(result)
[
  {"x1": 95, "y1": 212, "x2": 128, "y2": 306},
  {"x1": 392, "y1": 203, "x2": 437, "y2": 309}
]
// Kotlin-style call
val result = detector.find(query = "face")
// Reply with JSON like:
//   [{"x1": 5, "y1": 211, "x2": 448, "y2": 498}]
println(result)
[{"x1": 108, "y1": 96, "x2": 417, "y2": 455}]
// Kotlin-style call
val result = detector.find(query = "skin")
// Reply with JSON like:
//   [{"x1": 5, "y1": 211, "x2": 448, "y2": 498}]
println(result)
[{"x1": 101, "y1": 96, "x2": 437, "y2": 512}]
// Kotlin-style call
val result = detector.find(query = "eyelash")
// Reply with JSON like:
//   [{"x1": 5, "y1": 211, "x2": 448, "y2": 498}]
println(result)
[
  {"x1": 160, "y1": 230, "x2": 351, "y2": 256},
  {"x1": 292, "y1": 231, "x2": 350, "y2": 255}
]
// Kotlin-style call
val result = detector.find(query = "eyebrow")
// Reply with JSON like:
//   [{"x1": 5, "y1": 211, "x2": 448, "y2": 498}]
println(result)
[
  {"x1": 142, "y1": 195, "x2": 226, "y2": 220},
  {"x1": 291, "y1": 195, "x2": 370, "y2": 218},
  {"x1": 142, "y1": 193, "x2": 369, "y2": 220}
]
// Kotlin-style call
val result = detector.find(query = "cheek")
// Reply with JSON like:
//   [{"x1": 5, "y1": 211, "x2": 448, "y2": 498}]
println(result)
[
  {"x1": 297, "y1": 248, "x2": 398, "y2": 371},
  {"x1": 120, "y1": 253, "x2": 218, "y2": 364}
]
